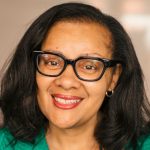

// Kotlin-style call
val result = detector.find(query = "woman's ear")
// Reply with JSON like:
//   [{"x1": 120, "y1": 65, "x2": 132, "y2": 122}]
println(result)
[{"x1": 108, "y1": 64, "x2": 122, "y2": 91}]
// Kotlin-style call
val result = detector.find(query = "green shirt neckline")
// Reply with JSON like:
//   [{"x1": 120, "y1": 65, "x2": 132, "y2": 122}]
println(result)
[{"x1": 1, "y1": 128, "x2": 150, "y2": 150}]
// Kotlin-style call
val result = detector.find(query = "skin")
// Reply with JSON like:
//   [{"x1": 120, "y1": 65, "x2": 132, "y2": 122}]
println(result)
[{"x1": 36, "y1": 21, "x2": 121, "y2": 150}]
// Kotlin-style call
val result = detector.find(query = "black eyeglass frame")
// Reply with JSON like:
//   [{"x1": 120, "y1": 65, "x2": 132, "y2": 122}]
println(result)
[{"x1": 33, "y1": 50, "x2": 123, "y2": 82}]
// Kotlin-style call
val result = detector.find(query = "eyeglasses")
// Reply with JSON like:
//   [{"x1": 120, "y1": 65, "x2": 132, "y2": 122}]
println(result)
[{"x1": 33, "y1": 51, "x2": 122, "y2": 82}]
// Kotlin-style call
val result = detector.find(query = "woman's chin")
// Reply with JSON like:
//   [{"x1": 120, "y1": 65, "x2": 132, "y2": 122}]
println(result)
[{"x1": 49, "y1": 119, "x2": 79, "y2": 130}]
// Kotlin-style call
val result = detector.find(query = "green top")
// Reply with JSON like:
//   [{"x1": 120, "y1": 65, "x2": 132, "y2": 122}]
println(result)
[
  {"x1": 0, "y1": 128, "x2": 49, "y2": 150},
  {"x1": 0, "y1": 128, "x2": 150, "y2": 150}
]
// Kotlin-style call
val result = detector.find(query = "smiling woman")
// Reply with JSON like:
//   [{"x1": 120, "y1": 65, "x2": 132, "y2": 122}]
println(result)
[{"x1": 0, "y1": 2, "x2": 150, "y2": 150}]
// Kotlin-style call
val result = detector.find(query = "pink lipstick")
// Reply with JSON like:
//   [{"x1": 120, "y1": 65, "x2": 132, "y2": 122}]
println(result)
[{"x1": 52, "y1": 94, "x2": 82, "y2": 110}]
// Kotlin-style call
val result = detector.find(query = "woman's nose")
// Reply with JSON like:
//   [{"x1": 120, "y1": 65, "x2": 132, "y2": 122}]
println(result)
[{"x1": 54, "y1": 65, "x2": 81, "y2": 90}]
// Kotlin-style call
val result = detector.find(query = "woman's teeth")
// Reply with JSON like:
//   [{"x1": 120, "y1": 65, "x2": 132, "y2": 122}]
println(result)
[{"x1": 54, "y1": 97, "x2": 80, "y2": 104}]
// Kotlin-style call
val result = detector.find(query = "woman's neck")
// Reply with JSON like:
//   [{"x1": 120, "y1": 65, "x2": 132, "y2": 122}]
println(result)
[{"x1": 46, "y1": 116, "x2": 100, "y2": 150}]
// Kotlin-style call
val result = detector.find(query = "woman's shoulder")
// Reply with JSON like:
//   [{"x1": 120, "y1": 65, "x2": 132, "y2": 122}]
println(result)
[
  {"x1": 0, "y1": 128, "x2": 14, "y2": 150},
  {"x1": 0, "y1": 128, "x2": 13, "y2": 142},
  {"x1": 137, "y1": 134, "x2": 150, "y2": 150},
  {"x1": 0, "y1": 128, "x2": 49, "y2": 150},
  {"x1": 126, "y1": 134, "x2": 150, "y2": 150}
]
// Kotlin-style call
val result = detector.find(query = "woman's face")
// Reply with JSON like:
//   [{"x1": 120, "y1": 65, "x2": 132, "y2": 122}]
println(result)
[{"x1": 36, "y1": 21, "x2": 120, "y2": 129}]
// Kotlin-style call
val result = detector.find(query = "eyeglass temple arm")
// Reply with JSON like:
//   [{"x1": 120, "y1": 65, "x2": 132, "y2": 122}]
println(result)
[{"x1": 105, "y1": 60, "x2": 123, "y2": 67}]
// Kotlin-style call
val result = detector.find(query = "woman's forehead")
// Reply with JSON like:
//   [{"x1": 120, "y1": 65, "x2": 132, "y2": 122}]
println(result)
[{"x1": 42, "y1": 21, "x2": 113, "y2": 58}]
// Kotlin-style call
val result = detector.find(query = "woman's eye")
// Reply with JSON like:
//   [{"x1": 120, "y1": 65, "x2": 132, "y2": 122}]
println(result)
[
  {"x1": 47, "y1": 61, "x2": 58, "y2": 66},
  {"x1": 84, "y1": 65, "x2": 96, "y2": 70}
]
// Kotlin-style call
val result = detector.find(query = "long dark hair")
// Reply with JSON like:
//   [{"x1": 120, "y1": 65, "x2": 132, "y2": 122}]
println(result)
[{"x1": 0, "y1": 2, "x2": 150, "y2": 150}]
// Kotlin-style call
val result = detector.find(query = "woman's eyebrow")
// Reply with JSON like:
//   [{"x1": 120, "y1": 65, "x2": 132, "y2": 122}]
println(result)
[
  {"x1": 42, "y1": 49, "x2": 64, "y2": 55},
  {"x1": 42, "y1": 49, "x2": 107, "y2": 58},
  {"x1": 80, "y1": 52, "x2": 106, "y2": 58}
]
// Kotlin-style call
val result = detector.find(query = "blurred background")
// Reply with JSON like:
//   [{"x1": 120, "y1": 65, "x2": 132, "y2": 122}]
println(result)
[{"x1": 0, "y1": 0, "x2": 150, "y2": 123}]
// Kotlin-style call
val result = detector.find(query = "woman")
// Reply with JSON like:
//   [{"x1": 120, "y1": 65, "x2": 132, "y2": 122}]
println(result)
[{"x1": 0, "y1": 2, "x2": 150, "y2": 150}]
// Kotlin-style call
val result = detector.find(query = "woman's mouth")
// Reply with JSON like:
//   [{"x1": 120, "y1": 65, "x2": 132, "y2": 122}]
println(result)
[{"x1": 52, "y1": 94, "x2": 82, "y2": 110}]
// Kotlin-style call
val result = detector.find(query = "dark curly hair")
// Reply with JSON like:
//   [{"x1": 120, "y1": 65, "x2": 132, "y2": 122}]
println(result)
[{"x1": 0, "y1": 2, "x2": 150, "y2": 150}]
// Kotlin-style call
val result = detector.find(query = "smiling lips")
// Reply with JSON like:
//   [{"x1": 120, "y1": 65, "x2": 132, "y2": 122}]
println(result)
[{"x1": 52, "y1": 94, "x2": 82, "y2": 110}]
